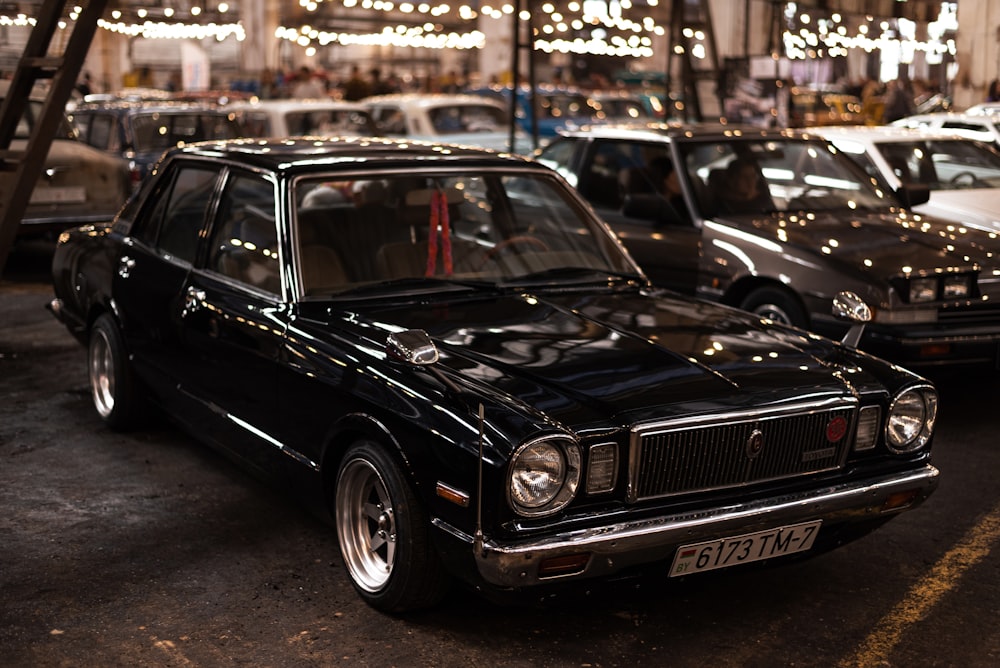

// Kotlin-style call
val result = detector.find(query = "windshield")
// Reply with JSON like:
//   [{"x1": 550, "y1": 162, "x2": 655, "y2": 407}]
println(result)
[
  {"x1": 131, "y1": 112, "x2": 242, "y2": 152},
  {"x1": 281, "y1": 109, "x2": 375, "y2": 136},
  {"x1": 682, "y1": 138, "x2": 895, "y2": 215},
  {"x1": 293, "y1": 170, "x2": 640, "y2": 297},
  {"x1": 428, "y1": 104, "x2": 506, "y2": 134}
]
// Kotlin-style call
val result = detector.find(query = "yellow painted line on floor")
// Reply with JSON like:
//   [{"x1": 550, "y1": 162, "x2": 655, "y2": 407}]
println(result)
[{"x1": 838, "y1": 499, "x2": 1000, "y2": 668}]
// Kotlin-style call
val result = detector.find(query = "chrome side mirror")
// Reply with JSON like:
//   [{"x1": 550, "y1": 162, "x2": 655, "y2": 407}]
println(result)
[
  {"x1": 832, "y1": 291, "x2": 872, "y2": 348},
  {"x1": 387, "y1": 328, "x2": 464, "y2": 394},
  {"x1": 386, "y1": 329, "x2": 439, "y2": 366}
]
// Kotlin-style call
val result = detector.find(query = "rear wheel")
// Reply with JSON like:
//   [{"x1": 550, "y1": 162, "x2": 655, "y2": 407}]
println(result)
[
  {"x1": 335, "y1": 440, "x2": 449, "y2": 612},
  {"x1": 739, "y1": 286, "x2": 809, "y2": 329},
  {"x1": 88, "y1": 313, "x2": 145, "y2": 430}
]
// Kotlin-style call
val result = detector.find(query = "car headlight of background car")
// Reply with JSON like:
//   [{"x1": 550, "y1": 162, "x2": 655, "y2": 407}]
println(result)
[
  {"x1": 508, "y1": 435, "x2": 582, "y2": 517},
  {"x1": 886, "y1": 385, "x2": 938, "y2": 453},
  {"x1": 891, "y1": 272, "x2": 974, "y2": 303}
]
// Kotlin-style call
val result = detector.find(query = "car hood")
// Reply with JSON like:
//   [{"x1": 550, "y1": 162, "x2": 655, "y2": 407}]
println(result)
[
  {"x1": 322, "y1": 289, "x2": 879, "y2": 430},
  {"x1": 714, "y1": 208, "x2": 997, "y2": 272},
  {"x1": 915, "y1": 190, "x2": 1000, "y2": 233}
]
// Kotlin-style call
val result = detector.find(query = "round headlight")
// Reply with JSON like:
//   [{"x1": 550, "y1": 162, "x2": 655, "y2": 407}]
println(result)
[
  {"x1": 508, "y1": 436, "x2": 581, "y2": 517},
  {"x1": 886, "y1": 385, "x2": 938, "y2": 453}
]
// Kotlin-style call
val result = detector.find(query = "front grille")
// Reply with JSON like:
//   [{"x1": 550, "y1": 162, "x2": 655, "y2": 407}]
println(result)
[
  {"x1": 935, "y1": 304, "x2": 1000, "y2": 328},
  {"x1": 628, "y1": 398, "x2": 857, "y2": 502}
]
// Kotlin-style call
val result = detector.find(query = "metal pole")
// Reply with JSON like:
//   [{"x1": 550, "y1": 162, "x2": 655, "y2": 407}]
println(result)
[{"x1": 508, "y1": 1, "x2": 520, "y2": 153}]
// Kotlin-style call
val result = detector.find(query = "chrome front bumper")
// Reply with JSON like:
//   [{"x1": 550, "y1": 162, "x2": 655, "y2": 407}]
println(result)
[{"x1": 446, "y1": 465, "x2": 939, "y2": 588}]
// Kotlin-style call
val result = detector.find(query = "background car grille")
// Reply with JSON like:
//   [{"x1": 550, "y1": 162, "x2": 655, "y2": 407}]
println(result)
[{"x1": 628, "y1": 403, "x2": 856, "y2": 502}]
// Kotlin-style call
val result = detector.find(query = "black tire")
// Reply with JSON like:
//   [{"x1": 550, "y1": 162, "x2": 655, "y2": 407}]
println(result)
[
  {"x1": 335, "y1": 440, "x2": 450, "y2": 613},
  {"x1": 88, "y1": 313, "x2": 145, "y2": 430},
  {"x1": 739, "y1": 286, "x2": 809, "y2": 329}
]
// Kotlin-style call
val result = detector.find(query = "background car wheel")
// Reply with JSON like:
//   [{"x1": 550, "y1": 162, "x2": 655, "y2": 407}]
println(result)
[
  {"x1": 335, "y1": 440, "x2": 450, "y2": 613},
  {"x1": 88, "y1": 313, "x2": 146, "y2": 430},
  {"x1": 739, "y1": 287, "x2": 809, "y2": 329}
]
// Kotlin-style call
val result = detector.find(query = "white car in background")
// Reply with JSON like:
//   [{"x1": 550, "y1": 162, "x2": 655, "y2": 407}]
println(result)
[
  {"x1": 227, "y1": 98, "x2": 377, "y2": 137},
  {"x1": 891, "y1": 111, "x2": 1000, "y2": 148},
  {"x1": 811, "y1": 124, "x2": 1000, "y2": 232},
  {"x1": 364, "y1": 93, "x2": 532, "y2": 154}
]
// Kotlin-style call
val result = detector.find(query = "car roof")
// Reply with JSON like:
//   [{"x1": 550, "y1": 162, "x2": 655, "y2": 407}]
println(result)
[
  {"x1": 966, "y1": 103, "x2": 1000, "y2": 115},
  {"x1": 895, "y1": 112, "x2": 996, "y2": 125},
  {"x1": 71, "y1": 100, "x2": 235, "y2": 114},
  {"x1": 552, "y1": 121, "x2": 808, "y2": 142},
  {"x1": 363, "y1": 93, "x2": 507, "y2": 109},
  {"x1": 227, "y1": 98, "x2": 369, "y2": 111},
  {"x1": 169, "y1": 136, "x2": 536, "y2": 172},
  {"x1": 806, "y1": 125, "x2": 973, "y2": 142}
]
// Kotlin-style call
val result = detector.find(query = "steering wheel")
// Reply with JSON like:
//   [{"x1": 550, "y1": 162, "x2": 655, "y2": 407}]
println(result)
[
  {"x1": 483, "y1": 235, "x2": 550, "y2": 263},
  {"x1": 949, "y1": 171, "x2": 984, "y2": 188}
]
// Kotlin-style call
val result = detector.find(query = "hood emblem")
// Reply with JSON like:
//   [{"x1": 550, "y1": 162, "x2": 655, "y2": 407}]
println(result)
[
  {"x1": 826, "y1": 416, "x2": 848, "y2": 442},
  {"x1": 746, "y1": 429, "x2": 764, "y2": 459}
]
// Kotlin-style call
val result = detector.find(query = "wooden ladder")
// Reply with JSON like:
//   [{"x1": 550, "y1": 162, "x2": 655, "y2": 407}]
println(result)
[{"x1": 0, "y1": 0, "x2": 109, "y2": 274}]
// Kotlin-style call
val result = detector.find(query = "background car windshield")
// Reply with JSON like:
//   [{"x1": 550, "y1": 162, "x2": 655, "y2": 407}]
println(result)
[
  {"x1": 283, "y1": 110, "x2": 374, "y2": 135},
  {"x1": 428, "y1": 105, "x2": 506, "y2": 133},
  {"x1": 131, "y1": 113, "x2": 241, "y2": 151},
  {"x1": 875, "y1": 139, "x2": 1000, "y2": 190},
  {"x1": 684, "y1": 139, "x2": 892, "y2": 215},
  {"x1": 293, "y1": 171, "x2": 636, "y2": 295},
  {"x1": 537, "y1": 93, "x2": 592, "y2": 120}
]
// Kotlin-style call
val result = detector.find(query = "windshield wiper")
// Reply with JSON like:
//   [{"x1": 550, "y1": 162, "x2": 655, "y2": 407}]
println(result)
[
  {"x1": 322, "y1": 275, "x2": 500, "y2": 298},
  {"x1": 499, "y1": 266, "x2": 643, "y2": 287}
]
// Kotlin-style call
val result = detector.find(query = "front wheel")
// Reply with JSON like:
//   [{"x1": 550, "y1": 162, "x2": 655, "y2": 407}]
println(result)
[
  {"x1": 335, "y1": 440, "x2": 449, "y2": 612},
  {"x1": 88, "y1": 313, "x2": 146, "y2": 430},
  {"x1": 739, "y1": 286, "x2": 809, "y2": 329}
]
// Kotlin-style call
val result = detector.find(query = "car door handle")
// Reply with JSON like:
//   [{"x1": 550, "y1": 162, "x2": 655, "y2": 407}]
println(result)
[{"x1": 182, "y1": 286, "x2": 206, "y2": 318}]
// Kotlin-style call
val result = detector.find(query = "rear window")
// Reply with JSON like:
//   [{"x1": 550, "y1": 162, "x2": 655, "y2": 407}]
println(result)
[{"x1": 131, "y1": 112, "x2": 241, "y2": 152}]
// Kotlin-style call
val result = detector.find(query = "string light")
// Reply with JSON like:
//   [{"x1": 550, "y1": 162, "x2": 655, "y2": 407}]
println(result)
[
  {"x1": 781, "y1": 3, "x2": 957, "y2": 61},
  {"x1": 0, "y1": 5, "x2": 244, "y2": 41},
  {"x1": 0, "y1": 1, "x2": 676, "y2": 60},
  {"x1": 98, "y1": 18, "x2": 246, "y2": 41},
  {"x1": 276, "y1": 0, "x2": 666, "y2": 56}
]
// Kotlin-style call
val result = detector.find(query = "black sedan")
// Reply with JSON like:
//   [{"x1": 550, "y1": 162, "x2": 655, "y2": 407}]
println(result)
[
  {"x1": 49, "y1": 137, "x2": 939, "y2": 612},
  {"x1": 537, "y1": 123, "x2": 1000, "y2": 371}
]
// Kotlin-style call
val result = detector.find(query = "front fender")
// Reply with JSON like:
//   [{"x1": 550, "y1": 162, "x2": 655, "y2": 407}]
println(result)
[{"x1": 701, "y1": 218, "x2": 893, "y2": 311}]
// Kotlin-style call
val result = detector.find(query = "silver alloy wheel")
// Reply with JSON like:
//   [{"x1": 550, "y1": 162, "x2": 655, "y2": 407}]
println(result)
[
  {"x1": 336, "y1": 456, "x2": 396, "y2": 593},
  {"x1": 752, "y1": 302, "x2": 793, "y2": 325},
  {"x1": 89, "y1": 326, "x2": 116, "y2": 419}
]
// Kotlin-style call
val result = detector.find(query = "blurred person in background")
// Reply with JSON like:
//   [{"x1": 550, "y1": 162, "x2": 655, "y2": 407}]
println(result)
[{"x1": 291, "y1": 66, "x2": 326, "y2": 99}]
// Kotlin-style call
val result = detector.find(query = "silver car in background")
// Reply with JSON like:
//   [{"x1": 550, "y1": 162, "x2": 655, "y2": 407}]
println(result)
[{"x1": 538, "y1": 123, "x2": 1000, "y2": 372}]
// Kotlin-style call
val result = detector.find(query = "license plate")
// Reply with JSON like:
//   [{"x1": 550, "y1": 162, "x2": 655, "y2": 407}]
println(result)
[
  {"x1": 31, "y1": 186, "x2": 86, "y2": 204},
  {"x1": 669, "y1": 520, "x2": 822, "y2": 577}
]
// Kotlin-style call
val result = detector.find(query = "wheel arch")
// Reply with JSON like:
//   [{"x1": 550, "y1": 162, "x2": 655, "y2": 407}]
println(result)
[
  {"x1": 84, "y1": 299, "x2": 118, "y2": 339},
  {"x1": 721, "y1": 275, "x2": 811, "y2": 326},
  {"x1": 319, "y1": 412, "x2": 420, "y2": 513}
]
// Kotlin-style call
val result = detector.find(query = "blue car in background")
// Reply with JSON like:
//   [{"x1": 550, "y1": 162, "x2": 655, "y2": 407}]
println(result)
[
  {"x1": 465, "y1": 84, "x2": 604, "y2": 141},
  {"x1": 68, "y1": 100, "x2": 244, "y2": 190}
]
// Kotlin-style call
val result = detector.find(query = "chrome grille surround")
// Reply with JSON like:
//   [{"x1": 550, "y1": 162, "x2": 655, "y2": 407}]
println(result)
[{"x1": 627, "y1": 396, "x2": 859, "y2": 503}]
